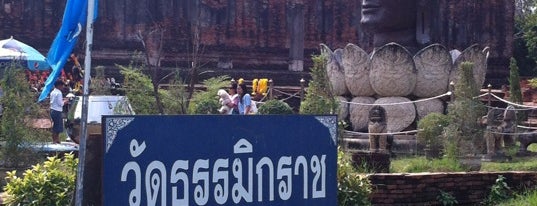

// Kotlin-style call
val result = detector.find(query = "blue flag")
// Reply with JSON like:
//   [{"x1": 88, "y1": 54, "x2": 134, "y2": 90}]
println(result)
[{"x1": 38, "y1": 0, "x2": 98, "y2": 102}]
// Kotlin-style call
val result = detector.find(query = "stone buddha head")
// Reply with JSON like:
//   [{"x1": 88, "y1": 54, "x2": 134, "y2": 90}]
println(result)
[{"x1": 360, "y1": 0, "x2": 418, "y2": 51}]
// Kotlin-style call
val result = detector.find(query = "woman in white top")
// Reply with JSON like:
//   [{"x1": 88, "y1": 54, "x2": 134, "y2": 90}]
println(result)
[{"x1": 228, "y1": 83, "x2": 240, "y2": 114}]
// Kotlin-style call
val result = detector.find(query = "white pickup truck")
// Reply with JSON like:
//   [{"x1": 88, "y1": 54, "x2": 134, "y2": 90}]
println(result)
[{"x1": 65, "y1": 95, "x2": 134, "y2": 143}]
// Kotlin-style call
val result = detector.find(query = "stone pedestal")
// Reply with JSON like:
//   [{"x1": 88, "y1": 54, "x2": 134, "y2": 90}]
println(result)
[
  {"x1": 288, "y1": 60, "x2": 303, "y2": 71},
  {"x1": 481, "y1": 153, "x2": 511, "y2": 162},
  {"x1": 424, "y1": 148, "x2": 442, "y2": 159},
  {"x1": 458, "y1": 156, "x2": 482, "y2": 171},
  {"x1": 351, "y1": 151, "x2": 391, "y2": 173}
]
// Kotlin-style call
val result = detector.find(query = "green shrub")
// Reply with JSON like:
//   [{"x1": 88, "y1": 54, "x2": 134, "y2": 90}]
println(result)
[
  {"x1": 509, "y1": 58, "x2": 523, "y2": 105},
  {"x1": 417, "y1": 113, "x2": 450, "y2": 150},
  {"x1": 444, "y1": 62, "x2": 486, "y2": 158},
  {"x1": 4, "y1": 153, "x2": 78, "y2": 206},
  {"x1": 0, "y1": 65, "x2": 42, "y2": 167},
  {"x1": 188, "y1": 76, "x2": 230, "y2": 114},
  {"x1": 119, "y1": 64, "x2": 159, "y2": 114},
  {"x1": 192, "y1": 98, "x2": 220, "y2": 114},
  {"x1": 497, "y1": 189, "x2": 537, "y2": 206},
  {"x1": 337, "y1": 148, "x2": 372, "y2": 206},
  {"x1": 162, "y1": 78, "x2": 189, "y2": 114},
  {"x1": 119, "y1": 64, "x2": 189, "y2": 114},
  {"x1": 529, "y1": 78, "x2": 537, "y2": 89},
  {"x1": 482, "y1": 175, "x2": 514, "y2": 205},
  {"x1": 258, "y1": 100, "x2": 293, "y2": 114},
  {"x1": 437, "y1": 190, "x2": 458, "y2": 206},
  {"x1": 508, "y1": 58, "x2": 526, "y2": 122},
  {"x1": 300, "y1": 54, "x2": 338, "y2": 115}
]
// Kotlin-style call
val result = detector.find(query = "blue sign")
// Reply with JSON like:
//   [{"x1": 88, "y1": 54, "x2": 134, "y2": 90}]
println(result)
[{"x1": 103, "y1": 115, "x2": 337, "y2": 206}]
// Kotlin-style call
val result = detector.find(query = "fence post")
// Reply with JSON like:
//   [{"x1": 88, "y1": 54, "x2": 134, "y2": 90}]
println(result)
[
  {"x1": 449, "y1": 81, "x2": 455, "y2": 103},
  {"x1": 487, "y1": 84, "x2": 492, "y2": 111},
  {"x1": 300, "y1": 78, "x2": 306, "y2": 102},
  {"x1": 268, "y1": 79, "x2": 274, "y2": 100}
]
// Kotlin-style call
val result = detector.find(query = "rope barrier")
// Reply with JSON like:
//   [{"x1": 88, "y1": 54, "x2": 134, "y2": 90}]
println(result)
[
  {"x1": 345, "y1": 129, "x2": 422, "y2": 135},
  {"x1": 333, "y1": 89, "x2": 535, "y2": 110},
  {"x1": 488, "y1": 93, "x2": 537, "y2": 109},
  {"x1": 339, "y1": 92, "x2": 451, "y2": 106},
  {"x1": 271, "y1": 88, "x2": 302, "y2": 101},
  {"x1": 272, "y1": 88, "x2": 300, "y2": 97},
  {"x1": 345, "y1": 128, "x2": 537, "y2": 137},
  {"x1": 256, "y1": 88, "x2": 271, "y2": 103},
  {"x1": 280, "y1": 91, "x2": 301, "y2": 101},
  {"x1": 334, "y1": 86, "x2": 537, "y2": 137},
  {"x1": 517, "y1": 125, "x2": 537, "y2": 130},
  {"x1": 483, "y1": 104, "x2": 537, "y2": 111},
  {"x1": 487, "y1": 130, "x2": 537, "y2": 135},
  {"x1": 473, "y1": 93, "x2": 489, "y2": 99}
]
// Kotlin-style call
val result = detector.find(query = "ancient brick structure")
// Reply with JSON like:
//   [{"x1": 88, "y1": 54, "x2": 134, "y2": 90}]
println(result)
[
  {"x1": 436, "y1": 0, "x2": 514, "y2": 85},
  {"x1": 0, "y1": 0, "x2": 513, "y2": 84},
  {"x1": 370, "y1": 172, "x2": 537, "y2": 205}
]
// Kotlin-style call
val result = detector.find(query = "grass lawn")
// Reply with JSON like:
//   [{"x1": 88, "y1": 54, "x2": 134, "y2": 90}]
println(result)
[
  {"x1": 497, "y1": 190, "x2": 537, "y2": 206},
  {"x1": 391, "y1": 144, "x2": 537, "y2": 173},
  {"x1": 388, "y1": 144, "x2": 537, "y2": 204},
  {"x1": 391, "y1": 156, "x2": 537, "y2": 173}
]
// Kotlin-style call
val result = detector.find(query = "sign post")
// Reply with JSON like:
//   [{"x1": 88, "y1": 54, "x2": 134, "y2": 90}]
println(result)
[
  {"x1": 75, "y1": 0, "x2": 95, "y2": 205},
  {"x1": 102, "y1": 115, "x2": 337, "y2": 205}
]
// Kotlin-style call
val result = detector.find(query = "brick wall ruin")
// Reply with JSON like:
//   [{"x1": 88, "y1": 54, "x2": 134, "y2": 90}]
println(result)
[
  {"x1": 370, "y1": 171, "x2": 537, "y2": 205},
  {"x1": 0, "y1": 0, "x2": 514, "y2": 84}
]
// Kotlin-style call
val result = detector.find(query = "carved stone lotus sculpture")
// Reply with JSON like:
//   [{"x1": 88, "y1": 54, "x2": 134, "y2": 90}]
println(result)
[{"x1": 323, "y1": 43, "x2": 489, "y2": 132}]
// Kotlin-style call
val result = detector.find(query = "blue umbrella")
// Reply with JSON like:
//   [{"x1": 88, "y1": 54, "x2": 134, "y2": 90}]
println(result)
[{"x1": 0, "y1": 36, "x2": 50, "y2": 70}]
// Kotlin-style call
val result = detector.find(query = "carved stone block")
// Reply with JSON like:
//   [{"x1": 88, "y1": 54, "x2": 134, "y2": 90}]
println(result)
[
  {"x1": 369, "y1": 43, "x2": 417, "y2": 97},
  {"x1": 374, "y1": 97, "x2": 416, "y2": 132},
  {"x1": 413, "y1": 44, "x2": 452, "y2": 98},
  {"x1": 321, "y1": 44, "x2": 348, "y2": 96},
  {"x1": 349, "y1": 96, "x2": 376, "y2": 132},
  {"x1": 343, "y1": 43, "x2": 375, "y2": 96},
  {"x1": 415, "y1": 98, "x2": 445, "y2": 120}
]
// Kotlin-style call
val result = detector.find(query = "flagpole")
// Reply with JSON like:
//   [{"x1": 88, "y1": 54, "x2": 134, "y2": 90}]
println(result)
[{"x1": 75, "y1": 0, "x2": 95, "y2": 205}]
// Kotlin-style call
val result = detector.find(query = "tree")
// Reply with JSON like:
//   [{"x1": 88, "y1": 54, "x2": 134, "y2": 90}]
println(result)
[
  {"x1": 509, "y1": 58, "x2": 523, "y2": 105},
  {"x1": 90, "y1": 66, "x2": 112, "y2": 95},
  {"x1": 0, "y1": 65, "x2": 42, "y2": 167},
  {"x1": 515, "y1": 0, "x2": 537, "y2": 18},
  {"x1": 136, "y1": 24, "x2": 166, "y2": 114},
  {"x1": 188, "y1": 76, "x2": 230, "y2": 114},
  {"x1": 120, "y1": 63, "x2": 189, "y2": 115},
  {"x1": 508, "y1": 58, "x2": 527, "y2": 123},
  {"x1": 299, "y1": 54, "x2": 338, "y2": 115},
  {"x1": 514, "y1": 0, "x2": 537, "y2": 75},
  {"x1": 120, "y1": 64, "x2": 158, "y2": 114},
  {"x1": 186, "y1": 1, "x2": 207, "y2": 108},
  {"x1": 444, "y1": 62, "x2": 486, "y2": 158}
]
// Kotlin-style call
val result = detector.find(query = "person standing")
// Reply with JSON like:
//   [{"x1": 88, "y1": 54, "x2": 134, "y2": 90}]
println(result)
[
  {"x1": 50, "y1": 80, "x2": 67, "y2": 144},
  {"x1": 237, "y1": 83, "x2": 256, "y2": 115},
  {"x1": 228, "y1": 83, "x2": 240, "y2": 114}
]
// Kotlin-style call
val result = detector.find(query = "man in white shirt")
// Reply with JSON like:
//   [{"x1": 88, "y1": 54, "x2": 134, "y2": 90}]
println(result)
[{"x1": 50, "y1": 80, "x2": 66, "y2": 144}]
